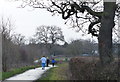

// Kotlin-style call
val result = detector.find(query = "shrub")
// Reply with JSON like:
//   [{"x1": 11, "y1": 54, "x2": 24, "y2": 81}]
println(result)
[{"x1": 69, "y1": 57, "x2": 119, "y2": 80}]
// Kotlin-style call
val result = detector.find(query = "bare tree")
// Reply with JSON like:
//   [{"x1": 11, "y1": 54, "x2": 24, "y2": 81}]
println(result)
[
  {"x1": 29, "y1": 37, "x2": 36, "y2": 44},
  {"x1": 66, "y1": 39, "x2": 96, "y2": 56},
  {"x1": 34, "y1": 25, "x2": 64, "y2": 44},
  {"x1": 0, "y1": 17, "x2": 14, "y2": 71},
  {"x1": 11, "y1": 33, "x2": 26, "y2": 46},
  {"x1": 0, "y1": 17, "x2": 13, "y2": 40},
  {"x1": 0, "y1": 17, "x2": 28, "y2": 71},
  {"x1": 20, "y1": 0, "x2": 120, "y2": 65}
]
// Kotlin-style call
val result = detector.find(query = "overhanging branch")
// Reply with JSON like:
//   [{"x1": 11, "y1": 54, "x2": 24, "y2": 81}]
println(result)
[{"x1": 88, "y1": 19, "x2": 101, "y2": 37}]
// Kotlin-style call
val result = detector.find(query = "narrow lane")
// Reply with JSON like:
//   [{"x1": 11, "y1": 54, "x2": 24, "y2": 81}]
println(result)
[{"x1": 5, "y1": 65, "x2": 56, "y2": 81}]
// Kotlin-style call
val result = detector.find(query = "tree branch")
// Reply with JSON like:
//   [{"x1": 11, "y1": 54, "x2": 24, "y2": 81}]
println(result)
[
  {"x1": 88, "y1": 19, "x2": 101, "y2": 37},
  {"x1": 71, "y1": 2, "x2": 103, "y2": 18}
]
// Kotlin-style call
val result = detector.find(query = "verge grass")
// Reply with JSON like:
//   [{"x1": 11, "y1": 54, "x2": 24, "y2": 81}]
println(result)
[
  {"x1": 2, "y1": 65, "x2": 40, "y2": 80},
  {"x1": 36, "y1": 62, "x2": 70, "y2": 81}
]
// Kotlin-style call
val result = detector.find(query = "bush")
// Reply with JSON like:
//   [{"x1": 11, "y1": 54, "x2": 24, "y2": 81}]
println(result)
[{"x1": 69, "y1": 57, "x2": 119, "y2": 80}]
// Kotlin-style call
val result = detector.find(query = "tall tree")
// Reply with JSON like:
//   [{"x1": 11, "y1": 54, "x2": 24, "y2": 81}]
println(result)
[
  {"x1": 21, "y1": 0, "x2": 120, "y2": 65},
  {"x1": 11, "y1": 33, "x2": 26, "y2": 46},
  {"x1": 34, "y1": 25, "x2": 65, "y2": 44},
  {"x1": 99, "y1": 1, "x2": 116, "y2": 64},
  {"x1": 0, "y1": 17, "x2": 13, "y2": 71}
]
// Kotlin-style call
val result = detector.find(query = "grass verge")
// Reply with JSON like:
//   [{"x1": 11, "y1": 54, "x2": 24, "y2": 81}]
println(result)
[
  {"x1": 35, "y1": 62, "x2": 70, "y2": 81},
  {"x1": 1, "y1": 65, "x2": 40, "y2": 80}
]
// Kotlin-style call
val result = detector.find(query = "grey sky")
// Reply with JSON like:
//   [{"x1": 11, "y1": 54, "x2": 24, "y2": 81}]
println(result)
[{"x1": 0, "y1": 0, "x2": 98, "y2": 43}]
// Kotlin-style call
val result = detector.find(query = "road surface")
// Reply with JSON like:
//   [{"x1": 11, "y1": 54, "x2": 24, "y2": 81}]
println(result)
[{"x1": 4, "y1": 65, "x2": 56, "y2": 82}]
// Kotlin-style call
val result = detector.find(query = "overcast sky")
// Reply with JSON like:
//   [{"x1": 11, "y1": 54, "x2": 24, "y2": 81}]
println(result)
[{"x1": 0, "y1": 0, "x2": 98, "y2": 43}]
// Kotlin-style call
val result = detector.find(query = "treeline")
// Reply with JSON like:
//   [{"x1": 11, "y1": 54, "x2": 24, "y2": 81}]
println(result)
[
  {"x1": 1, "y1": 17, "x2": 98, "y2": 72},
  {"x1": 1, "y1": 18, "x2": 30, "y2": 72}
]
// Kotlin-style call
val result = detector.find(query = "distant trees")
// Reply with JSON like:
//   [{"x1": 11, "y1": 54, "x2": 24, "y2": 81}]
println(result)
[
  {"x1": 1, "y1": 17, "x2": 67, "y2": 71},
  {"x1": 20, "y1": 0, "x2": 120, "y2": 65},
  {"x1": 1, "y1": 17, "x2": 28, "y2": 72},
  {"x1": 28, "y1": 25, "x2": 97, "y2": 57},
  {"x1": 11, "y1": 33, "x2": 26, "y2": 46},
  {"x1": 28, "y1": 38, "x2": 97, "y2": 57},
  {"x1": 1, "y1": 16, "x2": 98, "y2": 72},
  {"x1": 1, "y1": 17, "x2": 14, "y2": 72},
  {"x1": 66, "y1": 40, "x2": 83, "y2": 56},
  {"x1": 33, "y1": 25, "x2": 65, "y2": 55},
  {"x1": 65, "y1": 39, "x2": 97, "y2": 56},
  {"x1": 34, "y1": 25, "x2": 65, "y2": 44}
]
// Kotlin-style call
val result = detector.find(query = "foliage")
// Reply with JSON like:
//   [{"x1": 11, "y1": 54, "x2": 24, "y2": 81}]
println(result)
[
  {"x1": 69, "y1": 57, "x2": 119, "y2": 80},
  {"x1": 36, "y1": 63, "x2": 70, "y2": 81},
  {"x1": 1, "y1": 65, "x2": 40, "y2": 80},
  {"x1": 1, "y1": 17, "x2": 98, "y2": 72},
  {"x1": 0, "y1": 17, "x2": 33, "y2": 72},
  {"x1": 66, "y1": 39, "x2": 97, "y2": 56}
]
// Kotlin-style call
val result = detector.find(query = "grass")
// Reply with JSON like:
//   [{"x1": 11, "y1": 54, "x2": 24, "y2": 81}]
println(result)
[
  {"x1": 35, "y1": 62, "x2": 70, "y2": 81},
  {"x1": 1, "y1": 65, "x2": 41, "y2": 80},
  {"x1": 0, "y1": 72, "x2": 2, "y2": 80}
]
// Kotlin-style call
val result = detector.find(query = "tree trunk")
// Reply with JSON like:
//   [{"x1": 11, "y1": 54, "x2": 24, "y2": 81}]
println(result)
[
  {"x1": 2, "y1": 34, "x2": 8, "y2": 72},
  {"x1": 98, "y1": 1, "x2": 116, "y2": 65}
]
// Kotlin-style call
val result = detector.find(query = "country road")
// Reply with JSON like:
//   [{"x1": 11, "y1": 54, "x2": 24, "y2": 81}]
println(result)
[{"x1": 4, "y1": 65, "x2": 56, "y2": 82}]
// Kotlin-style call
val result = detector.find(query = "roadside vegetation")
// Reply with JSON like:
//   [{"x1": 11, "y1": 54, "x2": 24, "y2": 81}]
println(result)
[
  {"x1": 1, "y1": 65, "x2": 40, "y2": 80},
  {"x1": 36, "y1": 62, "x2": 70, "y2": 81},
  {"x1": 69, "y1": 57, "x2": 119, "y2": 80},
  {"x1": 1, "y1": 17, "x2": 99, "y2": 73},
  {"x1": 35, "y1": 57, "x2": 120, "y2": 81}
]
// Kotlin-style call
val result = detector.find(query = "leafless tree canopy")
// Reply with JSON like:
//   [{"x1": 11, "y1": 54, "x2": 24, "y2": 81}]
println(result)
[
  {"x1": 19, "y1": 0, "x2": 120, "y2": 65},
  {"x1": 20, "y1": 0, "x2": 119, "y2": 37},
  {"x1": 34, "y1": 25, "x2": 64, "y2": 44},
  {"x1": 11, "y1": 33, "x2": 26, "y2": 46}
]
